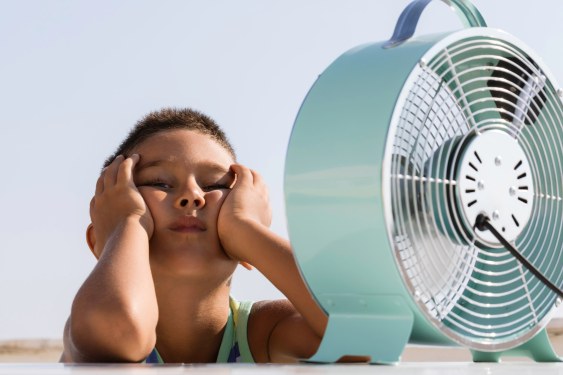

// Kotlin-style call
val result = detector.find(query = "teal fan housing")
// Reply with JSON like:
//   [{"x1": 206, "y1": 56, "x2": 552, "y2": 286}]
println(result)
[{"x1": 285, "y1": 0, "x2": 563, "y2": 364}]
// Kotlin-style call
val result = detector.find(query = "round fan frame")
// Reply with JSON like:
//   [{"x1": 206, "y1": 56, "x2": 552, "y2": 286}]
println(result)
[{"x1": 284, "y1": 0, "x2": 563, "y2": 363}]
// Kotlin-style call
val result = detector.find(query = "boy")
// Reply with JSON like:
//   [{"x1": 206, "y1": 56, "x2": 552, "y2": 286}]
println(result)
[{"x1": 61, "y1": 107, "x2": 327, "y2": 363}]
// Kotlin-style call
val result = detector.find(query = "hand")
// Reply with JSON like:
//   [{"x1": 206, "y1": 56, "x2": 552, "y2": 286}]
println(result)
[
  {"x1": 89, "y1": 154, "x2": 154, "y2": 255},
  {"x1": 217, "y1": 164, "x2": 272, "y2": 264}
]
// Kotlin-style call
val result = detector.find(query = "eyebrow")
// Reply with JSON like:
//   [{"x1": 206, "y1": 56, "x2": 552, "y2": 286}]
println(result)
[
  {"x1": 135, "y1": 159, "x2": 230, "y2": 175},
  {"x1": 200, "y1": 162, "x2": 231, "y2": 175},
  {"x1": 136, "y1": 159, "x2": 168, "y2": 172}
]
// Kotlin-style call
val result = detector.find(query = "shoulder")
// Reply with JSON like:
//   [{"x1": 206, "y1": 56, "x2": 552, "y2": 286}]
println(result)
[{"x1": 247, "y1": 299, "x2": 321, "y2": 363}]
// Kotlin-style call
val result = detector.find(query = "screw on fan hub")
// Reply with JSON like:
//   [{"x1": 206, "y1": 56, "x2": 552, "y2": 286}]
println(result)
[{"x1": 457, "y1": 130, "x2": 534, "y2": 246}]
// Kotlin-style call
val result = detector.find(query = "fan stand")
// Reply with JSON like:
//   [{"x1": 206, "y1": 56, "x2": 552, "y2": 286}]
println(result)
[
  {"x1": 304, "y1": 295, "x2": 414, "y2": 364},
  {"x1": 307, "y1": 302, "x2": 561, "y2": 364},
  {"x1": 471, "y1": 329, "x2": 561, "y2": 362}
]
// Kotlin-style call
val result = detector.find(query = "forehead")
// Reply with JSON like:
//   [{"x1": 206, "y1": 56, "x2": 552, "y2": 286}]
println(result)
[{"x1": 131, "y1": 129, "x2": 234, "y2": 167}]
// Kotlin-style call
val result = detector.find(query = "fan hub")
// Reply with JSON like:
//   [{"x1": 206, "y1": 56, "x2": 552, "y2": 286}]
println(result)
[{"x1": 457, "y1": 130, "x2": 534, "y2": 246}]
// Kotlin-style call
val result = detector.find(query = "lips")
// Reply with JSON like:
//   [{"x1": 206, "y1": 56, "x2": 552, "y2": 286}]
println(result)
[{"x1": 169, "y1": 216, "x2": 206, "y2": 233}]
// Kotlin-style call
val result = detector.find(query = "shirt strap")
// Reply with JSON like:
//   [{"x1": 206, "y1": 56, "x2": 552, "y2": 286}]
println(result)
[
  {"x1": 215, "y1": 304, "x2": 235, "y2": 363},
  {"x1": 234, "y1": 300, "x2": 255, "y2": 363},
  {"x1": 146, "y1": 347, "x2": 164, "y2": 363}
]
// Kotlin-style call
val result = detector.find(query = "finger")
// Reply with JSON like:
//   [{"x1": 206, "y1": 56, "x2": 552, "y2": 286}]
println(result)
[
  {"x1": 89, "y1": 196, "x2": 96, "y2": 219},
  {"x1": 104, "y1": 155, "x2": 124, "y2": 188},
  {"x1": 117, "y1": 154, "x2": 140, "y2": 187},
  {"x1": 95, "y1": 173, "x2": 104, "y2": 195},
  {"x1": 250, "y1": 169, "x2": 268, "y2": 197},
  {"x1": 230, "y1": 164, "x2": 254, "y2": 188},
  {"x1": 250, "y1": 169, "x2": 263, "y2": 187}
]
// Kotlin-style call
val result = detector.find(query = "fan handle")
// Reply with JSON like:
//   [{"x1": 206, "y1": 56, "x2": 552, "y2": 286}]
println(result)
[{"x1": 384, "y1": 0, "x2": 487, "y2": 48}]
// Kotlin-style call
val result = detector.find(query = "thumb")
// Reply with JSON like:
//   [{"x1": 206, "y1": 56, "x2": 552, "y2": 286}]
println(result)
[{"x1": 240, "y1": 261, "x2": 254, "y2": 271}]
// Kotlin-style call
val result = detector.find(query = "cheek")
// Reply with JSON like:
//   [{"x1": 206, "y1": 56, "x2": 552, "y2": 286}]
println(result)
[
  {"x1": 205, "y1": 190, "x2": 230, "y2": 210},
  {"x1": 139, "y1": 190, "x2": 168, "y2": 218}
]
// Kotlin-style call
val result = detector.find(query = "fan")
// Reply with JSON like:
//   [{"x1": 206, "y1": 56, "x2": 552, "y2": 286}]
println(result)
[{"x1": 285, "y1": 0, "x2": 563, "y2": 364}]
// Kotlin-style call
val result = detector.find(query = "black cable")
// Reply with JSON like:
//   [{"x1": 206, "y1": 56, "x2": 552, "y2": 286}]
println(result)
[{"x1": 474, "y1": 214, "x2": 563, "y2": 299}]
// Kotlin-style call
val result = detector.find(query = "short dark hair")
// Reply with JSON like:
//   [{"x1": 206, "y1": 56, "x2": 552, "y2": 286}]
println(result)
[{"x1": 103, "y1": 107, "x2": 236, "y2": 168}]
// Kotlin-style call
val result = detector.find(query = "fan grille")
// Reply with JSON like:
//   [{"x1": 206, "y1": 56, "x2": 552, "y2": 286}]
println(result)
[{"x1": 389, "y1": 35, "x2": 563, "y2": 348}]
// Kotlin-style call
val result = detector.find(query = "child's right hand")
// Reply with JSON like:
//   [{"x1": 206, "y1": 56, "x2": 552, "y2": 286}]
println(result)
[{"x1": 89, "y1": 154, "x2": 154, "y2": 254}]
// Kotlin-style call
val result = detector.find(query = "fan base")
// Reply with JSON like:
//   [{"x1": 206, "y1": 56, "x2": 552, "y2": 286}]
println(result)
[
  {"x1": 306, "y1": 294, "x2": 414, "y2": 364},
  {"x1": 471, "y1": 329, "x2": 561, "y2": 362}
]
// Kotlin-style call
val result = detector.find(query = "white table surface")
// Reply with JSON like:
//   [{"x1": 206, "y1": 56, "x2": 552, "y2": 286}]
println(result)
[{"x1": 0, "y1": 363, "x2": 562, "y2": 375}]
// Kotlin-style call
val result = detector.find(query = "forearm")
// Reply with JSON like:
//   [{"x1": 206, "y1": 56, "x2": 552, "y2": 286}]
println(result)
[
  {"x1": 227, "y1": 221, "x2": 327, "y2": 338},
  {"x1": 70, "y1": 218, "x2": 158, "y2": 361}
]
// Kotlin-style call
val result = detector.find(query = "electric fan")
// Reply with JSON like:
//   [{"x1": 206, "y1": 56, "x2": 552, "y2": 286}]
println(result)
[{"x1": 285, "y1": 0, "x2": 563, "y2": 364}]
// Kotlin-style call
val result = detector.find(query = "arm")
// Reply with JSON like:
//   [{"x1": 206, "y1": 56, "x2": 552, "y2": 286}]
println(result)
[
  {"x1": 62, "y1": 155, "x2": 158, "y2": 362},
  {"x1": 218, "y1": 164, "x2": 327, "y2": 362}
]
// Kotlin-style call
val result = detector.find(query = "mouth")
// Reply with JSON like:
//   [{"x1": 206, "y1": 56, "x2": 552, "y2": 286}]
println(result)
[{"x1": 169, "y1": 216, "x2": 206, "y2": 233}]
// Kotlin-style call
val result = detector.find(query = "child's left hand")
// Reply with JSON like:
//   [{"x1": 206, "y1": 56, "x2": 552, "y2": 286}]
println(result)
[{"x1": 217, "y1": 164, "x2": 272, "y2": 264}]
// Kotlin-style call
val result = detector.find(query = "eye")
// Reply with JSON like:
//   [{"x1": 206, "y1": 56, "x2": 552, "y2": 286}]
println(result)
[
  {"x1": 203, "y1": 184, "x2": 230, "y2": 192},
  {"x1": 138, "y1": 179, "x2": 172, "y2": 189},
  {"x1": 152, "y1": 182, "x2": 171, "y2": 189}
]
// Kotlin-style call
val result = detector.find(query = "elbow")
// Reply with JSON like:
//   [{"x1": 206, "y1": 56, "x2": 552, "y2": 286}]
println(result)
[{"x1": 69, "y1": 300, "x2": 156, "y2": 362}]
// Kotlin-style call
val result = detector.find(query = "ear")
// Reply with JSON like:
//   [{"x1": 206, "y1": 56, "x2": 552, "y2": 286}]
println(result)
[
  {"x1": 240, "y1": 261, "x2": 253, "y2": 271},
  {"x1": 86, "y1": 223, "x2": 101, "y2": 259}
]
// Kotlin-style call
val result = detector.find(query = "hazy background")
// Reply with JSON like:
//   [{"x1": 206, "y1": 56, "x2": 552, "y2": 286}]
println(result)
[{"x1": 0, "y1": 0, "x2": 562, "y2": 340}]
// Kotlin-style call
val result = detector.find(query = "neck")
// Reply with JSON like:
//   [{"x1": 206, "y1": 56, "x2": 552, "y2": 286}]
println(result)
[{"x1": 153, "y1": 274, "x2": 232, "y2": 363}]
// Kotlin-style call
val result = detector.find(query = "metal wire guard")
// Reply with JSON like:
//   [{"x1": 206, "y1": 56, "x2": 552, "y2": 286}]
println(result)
[{"x1": 389, "y1": 35, "x2": 563, "y2": 348}]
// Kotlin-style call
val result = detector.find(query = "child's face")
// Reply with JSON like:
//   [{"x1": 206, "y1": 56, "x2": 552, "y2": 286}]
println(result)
[{"x1": 131, "y1": 129, "x2": 237, "y2": 280}]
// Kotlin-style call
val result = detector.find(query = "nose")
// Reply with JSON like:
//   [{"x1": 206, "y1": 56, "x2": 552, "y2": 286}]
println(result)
[{"x1": 175, "y1": 184, "x2": 205, "y2": 210}]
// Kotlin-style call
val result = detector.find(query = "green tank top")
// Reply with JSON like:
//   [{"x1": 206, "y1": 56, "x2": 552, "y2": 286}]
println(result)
[{"x1": 145, "y1": 298, "x2": 255, "y2": 363}]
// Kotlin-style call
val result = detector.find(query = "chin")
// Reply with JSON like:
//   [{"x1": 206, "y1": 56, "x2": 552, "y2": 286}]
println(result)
[{"x1": 151, "y1": 252, "x2": 237, "y2": 281}]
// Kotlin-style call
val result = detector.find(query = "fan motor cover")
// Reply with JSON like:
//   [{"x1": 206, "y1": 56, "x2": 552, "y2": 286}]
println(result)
[{"x1": 285, "y1": 24, "x2": 563, "y2": 360}]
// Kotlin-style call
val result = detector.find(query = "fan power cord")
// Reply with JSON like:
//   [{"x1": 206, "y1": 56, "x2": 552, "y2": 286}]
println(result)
[{"x1": 474, "y1": 214, "x2": 563, "y2": 299}]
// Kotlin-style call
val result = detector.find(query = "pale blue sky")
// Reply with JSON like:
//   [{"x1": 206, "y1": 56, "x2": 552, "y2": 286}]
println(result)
[{"x1": 0, "y1": 1, "x2": 561, "y2": 340}]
